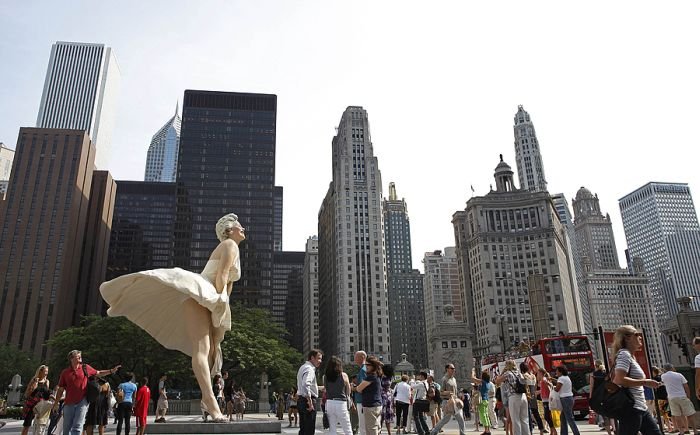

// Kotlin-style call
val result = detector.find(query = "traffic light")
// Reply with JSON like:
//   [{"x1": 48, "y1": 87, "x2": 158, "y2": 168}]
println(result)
[{"x1": 593, "y1": 329, "x2": 599, "y2": 341}]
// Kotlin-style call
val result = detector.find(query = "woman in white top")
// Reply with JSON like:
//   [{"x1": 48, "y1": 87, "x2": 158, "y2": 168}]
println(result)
[
  {"x1": 611, "y1": 325, "x2": 661, "y2": 435},
  {"x1": 554, "y1": 366, "x2": 579, "y2": 435}
]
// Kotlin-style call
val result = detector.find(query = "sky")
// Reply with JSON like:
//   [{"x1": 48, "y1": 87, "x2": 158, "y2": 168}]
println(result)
[{"x1": 1, "y1": 1, "x2": 700, "y2": 272}]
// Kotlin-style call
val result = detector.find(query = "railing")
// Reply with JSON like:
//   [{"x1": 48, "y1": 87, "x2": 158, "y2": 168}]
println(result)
[{"x1": 147, "y1": 400, "x2": 260, "y2": 415}]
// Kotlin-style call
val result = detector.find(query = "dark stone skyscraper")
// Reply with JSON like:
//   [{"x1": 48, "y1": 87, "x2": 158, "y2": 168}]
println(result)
[
  {"x1": 383, "y1": 182, "x2": 427, "y2": 368},
  {"x1": 176, "y1": 91, "x2": 277, "y2": 309}
]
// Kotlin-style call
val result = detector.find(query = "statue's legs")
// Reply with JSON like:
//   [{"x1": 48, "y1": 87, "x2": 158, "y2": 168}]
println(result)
[{"x1": 182, "y1": 298, "x2": 223, "y2": 419}]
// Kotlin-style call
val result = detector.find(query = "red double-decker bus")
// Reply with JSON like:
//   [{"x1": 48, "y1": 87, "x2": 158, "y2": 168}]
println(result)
[{"x1": 481, "y1": 334, "x2": 595, "y2": 419}]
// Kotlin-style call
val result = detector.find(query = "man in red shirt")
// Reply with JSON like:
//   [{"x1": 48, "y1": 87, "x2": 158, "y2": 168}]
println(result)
[
  {"x1": 52, "y1": 350, "x2": 120, "y2": 435},
  {"x1": 134, "y1": 377, "x2": 151, "y2": 435}
]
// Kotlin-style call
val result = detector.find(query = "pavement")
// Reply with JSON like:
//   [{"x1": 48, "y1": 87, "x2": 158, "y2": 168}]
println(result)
[{"x1": 0, "y1": 413, "x2": 606, "y2": 434}]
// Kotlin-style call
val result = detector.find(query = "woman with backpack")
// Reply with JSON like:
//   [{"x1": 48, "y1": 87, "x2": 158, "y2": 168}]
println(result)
[
  {"x1": 554, "y1": 366, "x2": 579, "y2": 435},
  {"x1": 496, "y1": 360, "x2": 528, "y2": 435}
]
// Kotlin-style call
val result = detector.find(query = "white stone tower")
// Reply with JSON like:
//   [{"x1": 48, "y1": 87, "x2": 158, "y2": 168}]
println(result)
[{"x1": 513, "y1": 105, "x2": 547, "y2": 192}]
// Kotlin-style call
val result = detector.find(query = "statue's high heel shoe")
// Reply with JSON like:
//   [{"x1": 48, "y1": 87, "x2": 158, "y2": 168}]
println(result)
[{"x1": 200, "y1": 400, "x2": 227, "y2": 423}]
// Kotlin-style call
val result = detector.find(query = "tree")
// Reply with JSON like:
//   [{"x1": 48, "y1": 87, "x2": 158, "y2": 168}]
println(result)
[
  {"x1": 0, "y1": 344, "x2": 41, "y2": 394},
  {"x1": 46, "y1": 316, "x2": 194, "y2": 390},
  {"x1": 221, "y1": 304, "x2": 303, "y2": 398},
  {"x1": 44, "y1": 306, "x2": 304, "y2": 400}
]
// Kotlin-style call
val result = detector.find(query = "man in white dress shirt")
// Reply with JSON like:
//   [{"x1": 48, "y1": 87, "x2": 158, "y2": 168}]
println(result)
[{"x1": 297, "y1": 349, "x2": 323, "y2": 435}]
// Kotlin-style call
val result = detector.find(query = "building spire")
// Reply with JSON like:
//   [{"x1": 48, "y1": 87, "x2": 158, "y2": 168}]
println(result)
[
  {"x1": 175, "y1": 100, "x2": 179, "y2": 117},
  {"x1": 389, "y1": 182, "x2": 397, "y2": 201},
  {"x1": 513, "y1": 106, "x2": 547, "y2": 192}
]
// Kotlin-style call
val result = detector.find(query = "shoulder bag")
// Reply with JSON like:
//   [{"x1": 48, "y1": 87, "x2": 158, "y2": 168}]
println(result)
[{"x1": 589, "y1": 376, "x2": 634, "y2": 419}]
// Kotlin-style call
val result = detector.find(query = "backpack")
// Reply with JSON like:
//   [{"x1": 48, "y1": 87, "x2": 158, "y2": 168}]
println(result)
[
  {"x1": 510, "y1": 371, "x2": 527, "y2": 395},
  {"x1": 82, "y1": 365, "x2": 100, "y2": 404}
]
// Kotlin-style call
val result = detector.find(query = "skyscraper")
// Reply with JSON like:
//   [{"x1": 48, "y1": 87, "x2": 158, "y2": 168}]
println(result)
[
  {"x1": 106, "y1": 181, "x2": 177, "y2": 281},
  {"x1": 619, "y1": 182, "x2": 700, "y2": 321},
  {"x1": 573, "y1": 188, "x2": 620, "y2": 270},
  {"x1": 422, "y1": 248, "x2": 465, "y2": 353},
  {"x1": 74, "y1": 170, "x2": 116, "y2": 323},
  {"x1": 0, "y1": 143, "x2": 14, "y2": 199},
  {"x1": 272, "y1": 251, "x2": 305, "y2": 352},
  {"x1": 175, "y1": 90, "x2": 277, "y2": 310},
  {"x1": 273, "y1": 186, "x2": 283, "y2": 252},
  {"x1": 302, "y1": 236, "x2": 320, "y2": 355},
  {"x1": 383, "y1": 182, "x2": 427, "y2": 368},
  {"x1": 0, "y1": 128, "x2": 98, "y2": 358},
  {"x1": 452, "y1": 156, "x2": 583, "y2": 357},
  {"x1": 36, "y1": 41, "x2": 120, "y2": 169},
  {"x1": 318, "y1": 106, "x2": 390, "y2": 363},
  {"x1": 572, "y1": 187, "x2": 663, "y2": 363},
  {"x1": 513, "y1": 106, "x2": 547, "y2": 192},
  {"x1": 144, "y1": 105, "x2": 181, "y2": 182}
]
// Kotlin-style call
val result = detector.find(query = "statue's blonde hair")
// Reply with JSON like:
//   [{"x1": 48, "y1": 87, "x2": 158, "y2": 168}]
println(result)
[{"x1": 215, "y1": 213, "x2": 240, "y2": 242}]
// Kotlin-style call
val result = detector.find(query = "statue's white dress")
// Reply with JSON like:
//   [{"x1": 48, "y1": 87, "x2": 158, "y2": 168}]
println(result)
[{"x1": 99, "y1": 255, "x2": 240, "y2": 375}]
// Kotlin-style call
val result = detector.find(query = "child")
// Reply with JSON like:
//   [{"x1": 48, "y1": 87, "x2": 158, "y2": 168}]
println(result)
[
  {"x1": 32, "y1": 391, "x2": 52, "y2": 435},
  {"x1": 134, "y1": 377, "x2": 151, "y2": 435}
]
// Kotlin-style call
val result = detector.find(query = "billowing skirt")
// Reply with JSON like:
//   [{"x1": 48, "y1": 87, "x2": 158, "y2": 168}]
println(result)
[{"x1": 99, "y1": 268, "x2": 231, "y2": 374}]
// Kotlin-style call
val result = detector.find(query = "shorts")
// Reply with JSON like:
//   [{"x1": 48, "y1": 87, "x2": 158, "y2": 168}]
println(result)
[
  {"x1": 429, "y1": 402, "x2": 438, "y2": 417},
  {"x1": 669, "y1": 397, "x2": 695, "y2": 417},
  {"x1": 157, "y1": 396, "x2": 169, "y2": 411}
]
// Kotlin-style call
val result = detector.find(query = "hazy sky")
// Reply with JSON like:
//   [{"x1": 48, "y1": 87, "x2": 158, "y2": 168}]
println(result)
[{"x1": 2, "y1": 1, "x2": 699, "y2": 272}]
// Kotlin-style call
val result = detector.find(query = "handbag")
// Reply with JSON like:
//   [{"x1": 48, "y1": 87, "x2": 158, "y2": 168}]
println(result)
[
  {"x1": 548, "y1": 389, "x2": 562, "y2": 411},
  {"x1": 589, "y1": 379, "x2": 634, "y2": 419},
  {"x1": 82, "y1": 365, "x2": 100, "y2": 404}
]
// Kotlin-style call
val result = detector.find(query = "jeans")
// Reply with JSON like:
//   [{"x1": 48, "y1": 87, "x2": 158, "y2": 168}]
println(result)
[
  {"x1": 413, "y1": 401, "x2": 431, "y2": 435},
  {"x1": 559, "y1": 396, "x2": 580, "y2": 435},
  {"x1": 62, "y1": 398, "x2": 89, "y2": 435},
  {"x1": 618, "y1": 408, "x2": 662, "y2": 435},
  {"x1": 508, "y1": 393, "x2": 529, "y2": 435},
  {"x1": 298, "y1": 397, "x2": 317, "y2": 435},
  {"x1": 116, "y1": 402, "x2": 133, "y2": 435},
  {"x1": 431, "y1": 406, "x2": 466, "y2": 435},
  {"x1": 326, "y1": 399, "x2": 353, "y2": 435},
  {"x1": 396, "y1": 401, "x2": 409, "y2": 428}
]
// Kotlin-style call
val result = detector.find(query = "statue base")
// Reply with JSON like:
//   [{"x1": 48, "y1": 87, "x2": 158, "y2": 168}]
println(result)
[{"x1": 145, "y1": 420, "x2": 281, "y2": 434}]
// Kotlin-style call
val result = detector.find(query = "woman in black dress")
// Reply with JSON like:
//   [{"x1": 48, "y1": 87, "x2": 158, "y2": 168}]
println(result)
[{"x1": 85, "y1": 381, "x2": 111, "y2": 435}]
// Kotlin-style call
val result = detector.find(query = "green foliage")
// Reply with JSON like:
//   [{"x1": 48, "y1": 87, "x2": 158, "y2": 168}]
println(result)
[
  {"x1": 0, "y1": 344, "x2": 41, "y2": 394},
  {"x1": 2, "y1": 406, "x2": 24, "y2": 419},
  {"x1": 43, "y1": 306, "x2": 303, "y2": 399},
  {"x1": 221, "y1": 304, "x2": 303, "y2": 398},
  {"x1": 46, "y1": 315, "x2": 193, "y2": 389}
]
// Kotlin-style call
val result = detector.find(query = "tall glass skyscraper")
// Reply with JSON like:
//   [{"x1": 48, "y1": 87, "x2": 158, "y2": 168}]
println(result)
[
  {"x1": 175, "y1": 90, "x2": 277, "y2": 310},
  {"x1": 383, "y1": 182, "x2": 427, "y2": 368},
  {"x1": 36, "y1": 41, "x2": 120, "y2": 169},
  {"x1": 620, "y1": 182, "x2": 700, "y2": 322},
  {"x1": 144, "y1": 105, "x2": 181, "y2": 182},
  {"x1": 106, "y1": 181, "x2": 177, "y2": 281}
]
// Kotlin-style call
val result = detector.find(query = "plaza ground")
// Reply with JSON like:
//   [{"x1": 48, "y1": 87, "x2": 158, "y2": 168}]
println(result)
[{"x1": 0, "y1": 413, "x2": 608, "y2": 435}]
